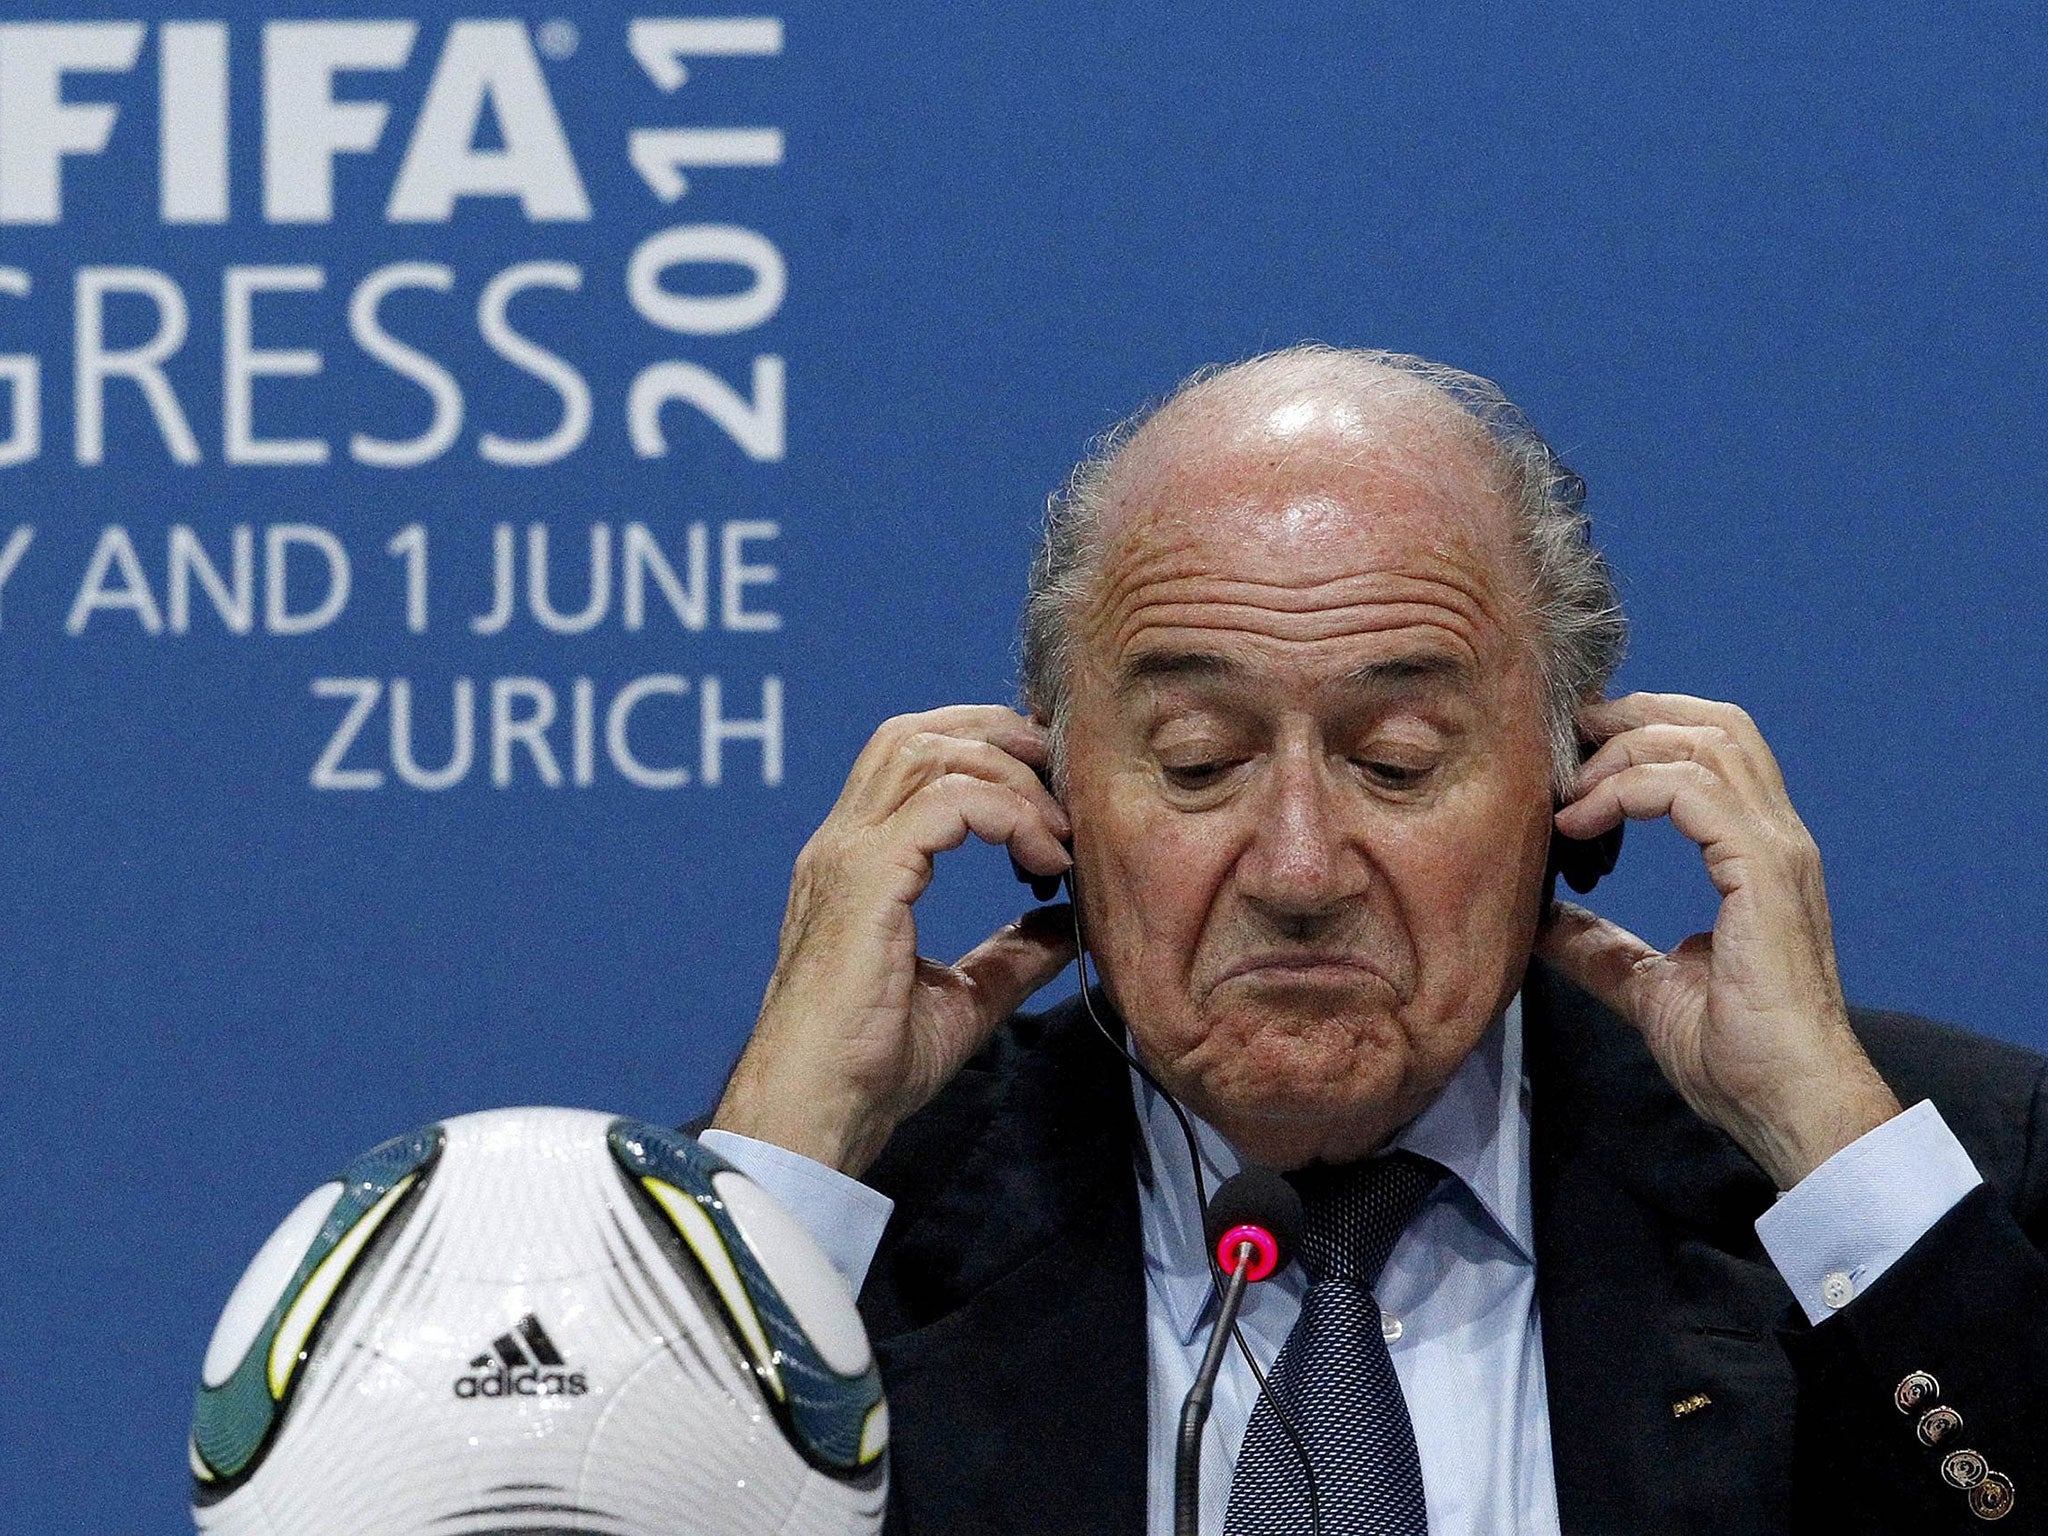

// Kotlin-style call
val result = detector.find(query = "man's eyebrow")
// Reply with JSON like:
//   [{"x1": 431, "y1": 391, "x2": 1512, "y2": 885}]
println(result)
[
  {"x1": 1115, "y1": 651, "x2": 1239, "y2": 697},
  {"x1": 1342, "y1": 653, "x2": 1477, "y2": 693}
]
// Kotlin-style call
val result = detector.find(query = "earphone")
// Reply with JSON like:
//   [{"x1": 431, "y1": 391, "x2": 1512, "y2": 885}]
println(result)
[{"x1": 1544, "y1": 737, "x2": 1626, "y2": 905}]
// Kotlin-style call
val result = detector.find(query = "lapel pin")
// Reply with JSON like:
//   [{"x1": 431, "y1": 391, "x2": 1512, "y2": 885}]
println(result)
[{"x1": 1672, "y1": 1393, "x2": 1712, "y2": 1419}]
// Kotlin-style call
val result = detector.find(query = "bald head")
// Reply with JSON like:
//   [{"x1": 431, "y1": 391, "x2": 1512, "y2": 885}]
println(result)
[
  {"x1": 1021, "y1": 345, "x2": 1625, "y2": 791},
  {"x1": 1109, "y1": 350, "x2": 1500, "y2": 510},
  {"x1": 1096, "y1": 353, "x2": 1514, "y2": 581}
]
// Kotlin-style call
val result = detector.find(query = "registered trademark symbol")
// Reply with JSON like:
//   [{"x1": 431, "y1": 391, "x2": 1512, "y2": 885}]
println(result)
[{"x1": 535, "y1": 19, "x2": 579, "y2": 59}]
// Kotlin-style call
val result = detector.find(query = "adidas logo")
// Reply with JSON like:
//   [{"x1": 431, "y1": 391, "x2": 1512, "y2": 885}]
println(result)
[{"x1": 451, "y1": 1314, "x2": 589, "y2": 1400}]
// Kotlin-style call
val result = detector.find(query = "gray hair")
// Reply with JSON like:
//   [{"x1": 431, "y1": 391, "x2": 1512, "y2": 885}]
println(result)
[{"x1": 1018, "y1": 345, "x2": 1627, "y2": 792}]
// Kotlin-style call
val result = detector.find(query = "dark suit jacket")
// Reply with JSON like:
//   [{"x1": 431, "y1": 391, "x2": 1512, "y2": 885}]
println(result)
[{"x1": 853, "y1": 962, "x2": 2048, "y2": 1533}]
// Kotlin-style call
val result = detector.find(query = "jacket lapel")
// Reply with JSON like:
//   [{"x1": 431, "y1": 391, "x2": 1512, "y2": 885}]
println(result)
[
  {"x1": 1525, "y1": 960, "x2": 1799, "y2": 1536},
  {"x1": 862, "y1": 996, "x2": 1149, "y2": 1536}
]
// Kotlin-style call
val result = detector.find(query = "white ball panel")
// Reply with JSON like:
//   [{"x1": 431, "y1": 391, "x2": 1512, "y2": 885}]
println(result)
[
  {"x1": 421, "y1": 1108, "x2": 625, "y2": 1283},
  {"x1": 712, "y1": 1171, "x2": 873, "y2": 1378},
  {"x1": 579, "y1": 1343, "x2": 805, "y2": 1536},
  {"x1": 786, "y1": 1461, "x2": 891, "y2": 1536},
  {"x1": 203, "y1": 1181, "x2": 344, "y2": 1388}
]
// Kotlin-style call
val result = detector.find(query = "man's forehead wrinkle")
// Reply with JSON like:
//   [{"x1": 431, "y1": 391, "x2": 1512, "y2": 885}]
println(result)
[
  {"x1": 1097, "y1": 569, "x2": 1504, "y2": 695},
  {"x1": 1104, "y1": 560, "x2": 1502, "y2": 615},
  {"x1": 1082, "y1": 485, "x2": 1516, "y2": 654},
  {"x1": 1116, "y1": 637, "x2": 1479, "y2": 694},
  {"x1": 1110, "y1": 595, "x2": 1494, "y2": 667}
]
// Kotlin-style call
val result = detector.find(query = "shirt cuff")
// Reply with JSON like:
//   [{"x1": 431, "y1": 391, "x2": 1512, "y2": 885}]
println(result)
[
  {"x1": 1755, "y1": 1099, "x2": 1984, "y2": 1325},
  {"x1": 698, "y1": 1129, "x2": 896, "y2": 1293}
]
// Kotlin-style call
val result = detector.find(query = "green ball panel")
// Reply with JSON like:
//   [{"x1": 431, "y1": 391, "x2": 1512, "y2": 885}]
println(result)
[{"x1": 191, "y1": 1125, "x2": 444, "y2": 1485}]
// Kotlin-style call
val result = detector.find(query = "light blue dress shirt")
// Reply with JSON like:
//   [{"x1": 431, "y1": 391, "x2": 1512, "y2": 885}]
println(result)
[{"x1": 703, "y1": 993, "x2": 1983, "y2": 1536}]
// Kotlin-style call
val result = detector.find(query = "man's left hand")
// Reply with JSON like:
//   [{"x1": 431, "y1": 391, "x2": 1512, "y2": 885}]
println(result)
[{"x1": 1535, "y1": 691, "x2": 1902, "y2": 1190}]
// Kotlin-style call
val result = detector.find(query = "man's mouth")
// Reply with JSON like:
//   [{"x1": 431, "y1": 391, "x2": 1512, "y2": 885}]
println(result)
[{"x1": 1215, "y1": 953, "x2": 1391, "y2": 988}]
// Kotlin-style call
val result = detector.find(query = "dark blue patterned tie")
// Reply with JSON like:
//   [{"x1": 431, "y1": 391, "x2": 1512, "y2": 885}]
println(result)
[{"x1": 1224, "y1": 1151, "x2": 1446, "y2": 1536}]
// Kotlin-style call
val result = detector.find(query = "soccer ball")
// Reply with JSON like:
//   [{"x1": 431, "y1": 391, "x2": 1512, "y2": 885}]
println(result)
[{"x1": 189, "y1": 1108, "x2": 888, "y2": 1535}]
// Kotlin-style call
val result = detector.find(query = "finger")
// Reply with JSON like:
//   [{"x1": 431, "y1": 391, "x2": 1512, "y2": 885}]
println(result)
[
  {"x1": 886, "y1": 773, "x2": 1073, "y2": 881},
  {"x1": 951, "y1": 905, "x2": 1079, "y2": 1029},
  {"x1": 1574, "y1": 722, "x2": 1774, "y2": 804},
  {"x1": 865, "y1": 731, "x2": 1070, "y2": 832},
  {"x1": 1534, "y1": 901, "x2": 1671, "y2": 1032},
  {"x1": 836, "y1": 707, "x2": 1052, "y2": 822},
  {"x1": 1582, "y1": 694, "x2": 1783, "y2": 789},
  {"x1": 1553, "y1": 760, "x2": 1755, "y2": 888},
  {"x1": 1585, "y1": 691, "x2": 1754, "y2": 733},
  {"x1": 870, "y1": 705, "x2": 1049, "y2": 770}
]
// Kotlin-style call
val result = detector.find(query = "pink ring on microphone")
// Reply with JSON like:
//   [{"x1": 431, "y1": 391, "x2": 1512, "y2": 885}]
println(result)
[{"x1": 1215, "y1": 1224, "x2": 1281, "y2": 1282}]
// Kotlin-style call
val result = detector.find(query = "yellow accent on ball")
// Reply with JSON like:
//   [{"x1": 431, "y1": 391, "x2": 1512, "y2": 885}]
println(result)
[
  {"x1": 640, "y1": 1176, "x2": 785, "y2": 1403},
  {"x1": 266, "y1": 1173, "x2": 419, "y2": 1400},
  {"x1": 859, "y1": 1399, "x2": 889, "y2": 1465}
]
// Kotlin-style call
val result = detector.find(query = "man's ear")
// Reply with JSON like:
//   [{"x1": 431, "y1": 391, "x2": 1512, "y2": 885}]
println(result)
[{"x1": 1029, "y1": 708, "x2": 1064, "y2": 804}]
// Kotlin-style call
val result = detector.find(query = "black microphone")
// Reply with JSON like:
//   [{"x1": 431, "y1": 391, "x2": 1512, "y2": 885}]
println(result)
[{"x1": 1175, "y1": 1167, "x2": 1304, "y2": 1536}]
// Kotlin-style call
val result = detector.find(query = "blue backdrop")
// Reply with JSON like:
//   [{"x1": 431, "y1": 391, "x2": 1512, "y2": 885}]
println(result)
[{"x1": 2, "y1": 5, "x2": 2043, "y2": 1531}]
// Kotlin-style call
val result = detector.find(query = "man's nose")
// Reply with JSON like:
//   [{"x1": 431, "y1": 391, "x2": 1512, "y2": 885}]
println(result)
[{"x1": 1233, "y1": 754, "x2": 1370, "y2": 919}]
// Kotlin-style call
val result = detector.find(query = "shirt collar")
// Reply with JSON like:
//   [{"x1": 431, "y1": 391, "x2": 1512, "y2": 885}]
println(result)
[{"x1": 1133, "y1": 994, "x2": 1536, "y2": 1348}]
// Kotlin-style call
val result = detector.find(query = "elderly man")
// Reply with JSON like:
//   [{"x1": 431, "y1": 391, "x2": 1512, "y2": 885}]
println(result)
[{"x1": 703, "y1": 348, "x2": 2047, "y2": 1534}]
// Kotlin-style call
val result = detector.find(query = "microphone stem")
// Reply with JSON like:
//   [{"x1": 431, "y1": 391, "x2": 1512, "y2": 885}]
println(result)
[{"x1": 1174, "y1": 1241, "x2": 1255, "y2": 1536}]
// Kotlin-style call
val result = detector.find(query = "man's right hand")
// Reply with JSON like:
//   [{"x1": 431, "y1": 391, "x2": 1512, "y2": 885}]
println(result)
[{"x1": 710, "y1": 706, "x2": 1078, "y2": 1179}]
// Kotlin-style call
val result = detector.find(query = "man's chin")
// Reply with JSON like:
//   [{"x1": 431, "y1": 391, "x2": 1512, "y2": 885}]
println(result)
[{"x1": 1168, "y1": 1003, "x2": 1422, "y2": 1166}]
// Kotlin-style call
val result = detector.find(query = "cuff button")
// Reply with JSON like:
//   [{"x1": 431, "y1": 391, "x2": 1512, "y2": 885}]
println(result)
[
  {"x1": 1943, "y1": 1449, "x2": 1990, "y2": 1491},
  {"x1": 1918, "y1": 1405, "x2": 1963, "y2": 1447},
  {"x1": 1896, "y1": 1371, "x2": 1941, "y2": 1414},
  {"x1": 1969, "y1": 1472, "x2": 2015, "y2": 1522}
]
